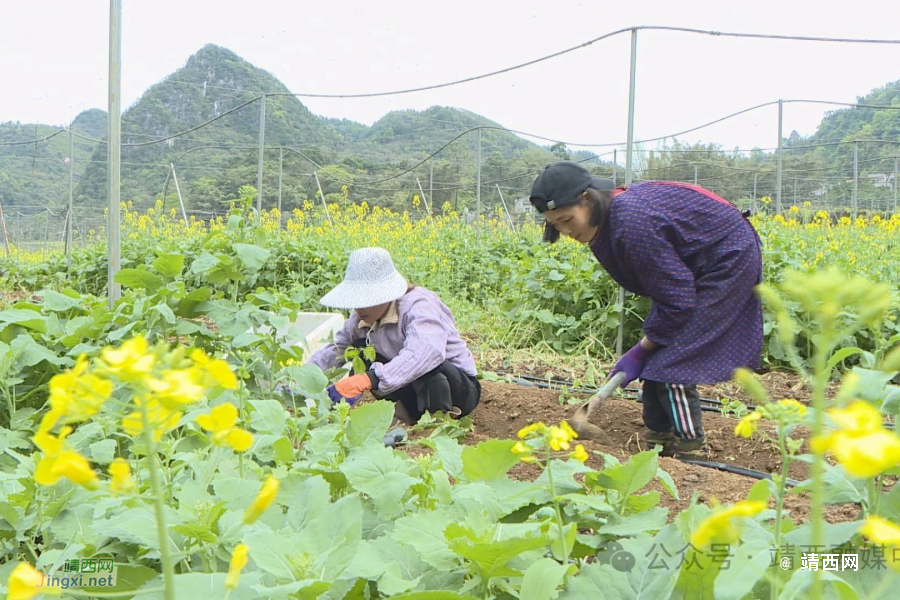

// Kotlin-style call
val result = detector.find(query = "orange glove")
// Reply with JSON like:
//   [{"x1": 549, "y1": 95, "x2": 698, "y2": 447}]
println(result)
[{"x1": 334, "y1": 373, "x2": 373, "y2": 398}]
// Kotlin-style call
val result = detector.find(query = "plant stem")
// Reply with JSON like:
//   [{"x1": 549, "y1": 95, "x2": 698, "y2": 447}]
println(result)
[
  {"x1": 809, "y1": 346, "x2": 828, "y2": 600},
  {"x1": 140, "y1": 402, "x2": 176, "y2": 600},
  {"x1": 546, "y1": 447, "x2": 569, "y2": 566},
  {"x1": 771, "y1": 425, "x2": 791, "y2": 600}
]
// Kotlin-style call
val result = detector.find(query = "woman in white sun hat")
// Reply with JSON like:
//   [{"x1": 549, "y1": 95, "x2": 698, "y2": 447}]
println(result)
[{"x1": 308, "y1": 247, "x2": 480, "y2": 424}]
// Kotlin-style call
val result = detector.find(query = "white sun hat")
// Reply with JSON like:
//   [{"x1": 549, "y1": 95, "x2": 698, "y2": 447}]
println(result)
[{"x1": 319, "y1": 247, "x2": 409, "y2": 309}]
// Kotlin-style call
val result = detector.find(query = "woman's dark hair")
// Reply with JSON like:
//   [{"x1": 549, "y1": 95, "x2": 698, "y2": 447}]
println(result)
[{"x1": 542, "y1": 188, "x2": 612, "y2": 243}]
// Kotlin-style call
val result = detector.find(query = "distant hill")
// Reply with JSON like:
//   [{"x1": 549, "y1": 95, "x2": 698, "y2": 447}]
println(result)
[{"x1": 0, "y1": 110, "x2": 104, "y2": 209}]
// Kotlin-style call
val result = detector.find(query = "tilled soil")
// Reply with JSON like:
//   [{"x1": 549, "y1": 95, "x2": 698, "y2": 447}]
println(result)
[{"x1": 448, "y1": 380, "x2": 862, "y2": 524}]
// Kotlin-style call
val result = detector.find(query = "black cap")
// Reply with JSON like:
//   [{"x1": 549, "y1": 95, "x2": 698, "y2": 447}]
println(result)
[{"x1": 529, "y1": 161, "x2": 615, "y2": 213}]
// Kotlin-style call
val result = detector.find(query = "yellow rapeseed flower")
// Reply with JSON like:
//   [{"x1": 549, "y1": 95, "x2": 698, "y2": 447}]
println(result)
[
  {"x1": 147, "y1": 368, "x2": 205, "y2": 410},
  {"x1": 190, "y1": 349, "x2": 239, "y2": 389},
  {"x1": 811, "y1": 401, "x2": 900, "y2": 478},
  {"x1": 569, "y1": 444, "x2": 589, "y2": 462},
  {"x1": 243, "y1": 475, "x2": 280, "y2": 524},
  {"x1": 549, "y1": 426, "x2": 572, "y2": 451},
  {"x1": 511, "y1": 441, "x2": 531, "y2": 455},
  {"x1": 734, "y1": 412, "x2": 761, "y2": 438},
  {"x1": 691, "y1": 500, "x2": 766, "y2": 548},
  {"x1": 225, "y1": 543, "x2": 249, "y2": 590},
  {"x1": 779, "y1": 398, "x2": 807, "y2": 415},
  {"x1": 100, "y1": 336, "x2": 155, "y2": 382},
  {"x1": 121, "y1": 397, "x2": 182, "y2": 442},
  {"x1": 108, "y1": 458, "x2": 137, "y2": 494},
  {"x1": 33, "y1": 428, "x2": 99, "y2": 490},
  {"x1": 195, "y1": 404, "x2": 253, "y2": 452},
  {"x1": 517, "y1": 422, "x2": 547, "y2": 439},
  {"x1": 559, "y1": 420, "x2": 578, "y2": 440},
  {"x1": 41, "y1": 356, "x2": 113, "y2": 431},
  {"x1": 7, "y1": 563, "x2": 61, "y2": 600}
]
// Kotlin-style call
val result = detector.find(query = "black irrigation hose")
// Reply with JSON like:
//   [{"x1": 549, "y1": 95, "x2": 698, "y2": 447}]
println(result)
[
  {"x1": 499, "y1": 372, "x2": 898, "y2": 430},
  {"x1": 499, "y1": 373, "x2": 729, "y2": 412},
  {"x1": 681, "y1": 460, "x2": 801, "y2": 488}
]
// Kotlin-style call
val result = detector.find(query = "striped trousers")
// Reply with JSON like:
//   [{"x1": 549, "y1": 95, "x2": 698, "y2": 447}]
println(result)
[{"x1": 642, "y1": 380, "x2": 705, "y2": 440}]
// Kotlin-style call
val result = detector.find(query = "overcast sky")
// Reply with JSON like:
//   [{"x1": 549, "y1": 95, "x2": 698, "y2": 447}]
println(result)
[{"x1": 3, "y1": 0, "x2": 900, "y2": 155}]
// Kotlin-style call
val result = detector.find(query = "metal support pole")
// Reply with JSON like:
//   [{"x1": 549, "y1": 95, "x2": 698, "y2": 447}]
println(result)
[
  {"x1": 775, "y1": 99, "x2": 783, "y2": 214},
  {"x1": 430, "y1": 161, "x2": 434, "y2": 213},
  {"x1": 617, "y1": 28, "x2": 638, "y2": 358},
  {"x1": 67, "y1": 129, "x2": 74, "y2": 271},
  {"x1": 853, "y1": 140, "x2": 859, "y2": 217},
  {"x1": 170, "y1": 164, "x2": 189, "y2": 225},
  {"x1": 313, "y1": 171, "x2": 333, "y2": 226},
  {"x1": 496, "y1": 185, "x2": 517, "y2": 234},
  {"x1": 277, "y1": 147, "x2": 283, "y2": 226},
  {"x1": 107, "y1": 0, "x2": 122, "y2": 307},
  {"x1": 693, "y1": 165, "x2": 698, "y2": 185},
  {"x1": 613, "y1": 149, "x2": 617, "y2": 186},
  {"x1": 894, "y1": 157, "x2": 898, "y2": 214},
  {"x1": 256, "y1": 93, "x2": 267, "y2": 215},
  {"x1": 415, "y1": 178, "x2": 431, "y2": 213},
  {"x1": 476, "y1": 128, "x2": 482, "y2": 236},
  {"x1": 753, "y1": 173, "x2": 758, "y2": 205}
]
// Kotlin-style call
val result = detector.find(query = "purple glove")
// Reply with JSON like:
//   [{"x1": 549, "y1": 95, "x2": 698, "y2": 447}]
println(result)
[
  {"x1": 327, "y1": 384, "x2": 361, "y2": 406},
  {"x1": 611, "y1": 343, "x2": 654, "y2": 386}
]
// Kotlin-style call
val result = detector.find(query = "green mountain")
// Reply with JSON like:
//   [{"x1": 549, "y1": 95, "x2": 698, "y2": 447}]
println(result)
[
  {"x1": 63, "y1": 44, "x2": 565, "y2": 214},
  {"x1": 0, "y1": 109, "x2": 104, "y2": 209}
]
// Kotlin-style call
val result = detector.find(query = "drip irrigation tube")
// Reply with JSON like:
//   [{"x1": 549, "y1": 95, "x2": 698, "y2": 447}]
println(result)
[{"x1": 681, "y1": 460, "x2": 801, "y2": 488}]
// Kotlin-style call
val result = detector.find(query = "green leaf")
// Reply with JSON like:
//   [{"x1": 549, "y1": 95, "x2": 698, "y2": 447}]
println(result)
[
  {"x1": 600, "y1": 506, "x2": 669, "y2": 536},
  {"x1": 152, "y1": 253, "x2": 185, "y2": 278},
  {"x1": 99, "y1": 505, "x2": 182, "y2": 550},
  {"x1": 851, "y1": 367, "x2": 895, "y2": 401},
  {"x1": 657, "y1": 466, "x2": 680, "y2": 500},
  {"x1": 82, "y1": 564, "x2": 159, "y2": 594},
  {"x1": 0, "y1": 309, "x2": 48, "y2": 333},
  {"x1": 37, "y1": 289, "x2": 82, "y2": 312},
  {"x1": 433, "y1": 436, "x2": 464, "y2": 479},
  {"x1": 520, "y1": 558, "x2": 576, "y2": 600},
  {"x1": 295, "y1": 493, "x2": 364, "y2": 581},
  {"x1": 747, "y1": 479, "x2": 772, "y2": 503},
  {"x1": 244, "y1": 529, "x2": 302, "y2": 580},
  {"x1": 589, "y1": 449, "x2": 658, "y2": 496},
  {"x1": 447, "y1": 533, "x2": 547, "y2": 580},
  {"x1": 233, "y1": 243, "x2": 271, "y2": 271},
  {"x1": 778, "y1": 569, "x2": 856, "y2": 600},
  {"x1": 460, "y1": 439, "x2": 519, "y2": 482},
  {"x1": 283, "y1": 364, "x2": 329, "y2": 398},
  {"x1": 89, "y1": 439, "x2": 117, "y2": 464},
  {"x1": 783, "y1": 520, "x2": 865, "y2": 550},
  {"x1": 135, "y1": 572, "x2": 263, "y2": 600},
  {"x1": 114, "y1": 268, "x2": 164, "y2": 292},
  {"x1": 393, "y1": 511, "x2": 459, "y2": 570},
  {"x1": 826, "y1": 347, "x2": 863, "y2": 374},
  {"x1": 285, "y1": 475, "x2": 330, "y2": 532},
  {"x1": 340, "y1": 446, "x2": 418, "y2": 519},
  {"x1": 151, "y1": 303, "x2": 177, "y2": 325},
  {"x1": 190, "y1": 253, "x2": 220, "y2": 275},
  {"x1": 714, "y1": 539, "x2": 772, "y2": 600},
  {"x1": 345, "y1": 401, "x2": 395, "y2": 448},
  {"x1": 248, "y1": 399, "x2": 287, "y2": 435},
  {"x1": 388, "y1": 593, "x2": 479, "y2": 600},
  {"x1": 795, "y1": 463, "x2": 867, "y2": 505},
  {"x1": 560, "y1": 524, "x2": 683, "y2": 599}
]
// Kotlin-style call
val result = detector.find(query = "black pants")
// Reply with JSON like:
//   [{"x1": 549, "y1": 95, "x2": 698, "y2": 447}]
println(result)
[
  {"x1": 353, "y1": 340, "x2": 480, "y2": 422},
  {"x1": 642, "y1": 380, "x2": 705, "y2": 441}
]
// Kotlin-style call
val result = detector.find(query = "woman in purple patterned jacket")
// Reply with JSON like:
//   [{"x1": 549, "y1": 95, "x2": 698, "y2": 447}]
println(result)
[
  {"x1": 308, "y1": 247, "x2": 480, "y2": 425},
  {"x1": 529, "y1": 162, "x2": 763, "y2": 459}
]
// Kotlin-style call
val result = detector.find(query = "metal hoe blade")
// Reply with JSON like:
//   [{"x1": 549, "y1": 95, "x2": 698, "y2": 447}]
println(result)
[{"x1": 569, "y1": 371, "x2": 627, "y2": 443}]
